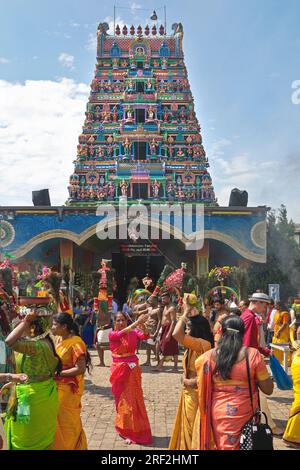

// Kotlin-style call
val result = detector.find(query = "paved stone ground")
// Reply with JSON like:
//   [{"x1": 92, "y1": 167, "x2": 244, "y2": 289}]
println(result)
[{"x1": 81, "y1": 348, "x2": 295, "y2": 451}]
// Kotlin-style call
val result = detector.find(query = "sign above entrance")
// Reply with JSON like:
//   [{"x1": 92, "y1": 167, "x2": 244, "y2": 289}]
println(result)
[{"x1": 120, "y1": 243, "x2": 158, "y2": 255}]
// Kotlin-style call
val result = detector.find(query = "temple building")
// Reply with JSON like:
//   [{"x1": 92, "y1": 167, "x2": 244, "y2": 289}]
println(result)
[{"x1": 0, "y1": 20, "x2": 268, "y2": 303}]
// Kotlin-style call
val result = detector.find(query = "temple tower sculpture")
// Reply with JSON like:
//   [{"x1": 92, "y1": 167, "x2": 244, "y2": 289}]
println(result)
[{"x1": 67, "y1": 21, "x2": 216, "y2": 205}]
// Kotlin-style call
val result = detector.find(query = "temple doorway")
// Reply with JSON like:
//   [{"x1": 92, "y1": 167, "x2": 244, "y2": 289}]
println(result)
[
  {"x1": 132, "y1": 182, "x2": 148, "y2": 199},
  {"x1": 112, "y1": 253, "x2": 165, "y2": 305}
]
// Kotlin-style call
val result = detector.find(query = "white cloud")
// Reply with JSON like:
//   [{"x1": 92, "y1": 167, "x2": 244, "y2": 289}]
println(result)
[
  {"x1": 58, "y1": 53, "x2": 75, "y2": 70},
  {"x1": 0, "y1": 57, "x2": 10, "y2": 64},
  {"x1": 85, "y1": 16, "x2": 126, "y2": 51},
  {"x1": 130, "y1": 2, "x2": 142, "y2": 18},
  {"x1": 208, "y1": 141, "x2": 300, "y2": 219},
  {"x1": 210, "y1": 138, "x2": 232, "y2": 158},
  {"x1": 106, "y1": 15, "x2": 126, "y2": 34},
  {"x1": 70, "y1": 20, "x2": 80, "y2": 28},
  {"x1": 0, "y1": 78, "x2": 89, "y2": 206},
  {"x1": 86, "y1": 32, "x2": 97, "y2": 51},
  {"x1": 130, "y1": 2, "x2": 142, "y2": 12}
]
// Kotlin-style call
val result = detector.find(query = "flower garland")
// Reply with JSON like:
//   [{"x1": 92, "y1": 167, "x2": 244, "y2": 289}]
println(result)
[{"x1": 209, "y1": 266, "x2": 232, "y2": 283}]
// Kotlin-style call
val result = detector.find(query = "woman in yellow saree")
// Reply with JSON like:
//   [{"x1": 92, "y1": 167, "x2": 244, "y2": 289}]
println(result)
[
  {"x1": 51, "y1": 313, "x2": 91, "y2": 450},
  {"x1": 272, "y1": 305, "x2": 291, "y2": 365},
  {"x1": 169, "y1": 297, "x2": 213, "y2": 450},
  {"x1": 283, "y1": 349, "x2": 300, "y2": 448}
]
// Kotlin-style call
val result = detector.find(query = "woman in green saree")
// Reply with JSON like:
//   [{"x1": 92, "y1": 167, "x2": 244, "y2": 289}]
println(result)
[
  {"x1": 0, "y1": 299, "x2": 16, "y2": 408},
  {"x1": 4, "y1": 309, "x2": 61, "y2": 450},
  {"x1": 0, "y1": 372, "x2": 28, "y2": 450}
]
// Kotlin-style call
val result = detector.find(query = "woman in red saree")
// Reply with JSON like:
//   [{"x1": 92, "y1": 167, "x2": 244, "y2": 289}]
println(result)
[
  {"x1": 195, "y1": 315, "x2": 273, "y2": 450},
  {"x1": 109, "y1": 312, "x2": 152, "y2": 445}
]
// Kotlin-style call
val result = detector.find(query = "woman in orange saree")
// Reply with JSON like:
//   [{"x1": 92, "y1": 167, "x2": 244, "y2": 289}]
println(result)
[
  {"x1": 51, "y1": 313, "x2": 91, "y2": 450},
  {"x1": 195, "y1": 315, "x2": 273, "y2": 450},
  {"x1": 169, "y1": 304, "x2": 213, "y2": 450},
  {"x1": 109, "y1": 312, "x2": 152, "y2": 445},
  {"x1": 272, "y1": 307, "x2": 291, "y2": 365}
]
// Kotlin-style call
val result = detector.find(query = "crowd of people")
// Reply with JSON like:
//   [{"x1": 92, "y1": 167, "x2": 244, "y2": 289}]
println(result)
[{"x1": 1, "y1": 286, "x2": 300, "y2": 451}]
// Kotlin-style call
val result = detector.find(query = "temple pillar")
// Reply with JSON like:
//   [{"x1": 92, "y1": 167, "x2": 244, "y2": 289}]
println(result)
[
  {"x1": 60, "y1": 240, "x2": 74, "y2": 273},
  {"x1": 195, "y1": 240, "x2": 209, "y2": 276},
  {"x1": 59, "y1": 239, "x2": 74, "y2": 305}
]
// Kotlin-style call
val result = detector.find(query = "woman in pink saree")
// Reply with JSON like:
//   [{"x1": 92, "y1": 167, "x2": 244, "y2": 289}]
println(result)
[
  {"x1": 195, "y1": 315, "x2": 273, "y2": 450},
  {"x1": 109, "y1": 312, "x2": 152, "y2": 445}
]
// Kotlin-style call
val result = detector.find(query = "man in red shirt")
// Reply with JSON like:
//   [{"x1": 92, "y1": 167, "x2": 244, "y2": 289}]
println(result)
[{"x1": 241, "y1": 292, "x2": 271, "y2": 356}]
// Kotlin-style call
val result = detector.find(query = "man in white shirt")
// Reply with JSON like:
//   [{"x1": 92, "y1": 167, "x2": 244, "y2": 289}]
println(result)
[{"x1": 266, "y1": 301, "x2": 277, "y2": 346}]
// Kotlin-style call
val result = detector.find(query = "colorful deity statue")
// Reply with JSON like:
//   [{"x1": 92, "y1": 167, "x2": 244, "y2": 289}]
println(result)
[
  {"x1": 149, "y1": 138, "x2": 158, "y2": 155},
  {"x1": 97, "y1": 146, "x2": 105, "y2": 159},
  {"x1": 97, "y1": 186, "x2": 106, "y2": 200},
  {"x1": 80, "y1": 185, "x2": 86, "y2": 199},
  {"x1": 193, "y1": 146, "x2": 202, "y2": 158},
  {"x1": 147, "y1": 106, "x2": 155, "y2": 121},
  {"x1": 123, "y1": 138, "x2": 131, "y2": 155},
  {"x1": 89, "y1": 186, "x2": 95, "y2": 199},
  {"x1": 120, "y1": 179, "x2": 128, "y2": 196},
  {"x1": 146, "y1": 78, "x2": 152, "y2": 91},
  {"x1": 125, "y1": 108, "x2": 134, "y2": 122},
  {"x1": 177, "y1": 186, "x2": 185, "y2": 200},
  {"x1": 77, "y1": 144, "x2": 87, "y2": 159},
  {"x1": 161, "y1": 57, "x2": 167, "y2": 69},
  {"x1": 167, "y1": 182, "x2": 175, "y2": 200},
  {"x1": 103, "y1": 111, "x2": 111, "y2": 122},
  {"x1": 112, "y1": 106, "x2": 118, "y2": 122},
  {"x1": 176, "y1": 148, "x2": 185, "y2": 160},
  {"x1": 163, "y1": 107, "x2": 169, "y2": 122},
  {"x1": 87, "y1": 135, "x2": 96, "y2": 145},
  {"x1": 152, "y1": 179, "x2": 161, "y2": 198},
  {"x1": 179, "y1": 107, "x2": 186, "y2": 122},
  {"x1": 68, "y1": 184, "x2": 75, "y2": 199},
  {"x1": 108, "y1": 182, "x2": 115, "y2": 199},
  {"x1": 186, "y1": 146, "x2": 193, "y2": 160},
  {"x1": 127, "y1": 78, "x2": 134, "y2": 92},
  {"x1": 89, "y1": 145, "x2": 96, "y2": 160},
  {"x1": 91, "y1": 79, "x2": 99, "y2": 92},
  {"x1": 94, "y1": 105, "x2": 102, "y2": 120}
]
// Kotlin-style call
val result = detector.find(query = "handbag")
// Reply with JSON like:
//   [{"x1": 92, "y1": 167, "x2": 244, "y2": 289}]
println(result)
[
  {"x1": 240, "y1": 349, "x2": 274, "y2": 450},
  {"x1": 269, "y1": 354, "x2": 293, "y2": 390}
]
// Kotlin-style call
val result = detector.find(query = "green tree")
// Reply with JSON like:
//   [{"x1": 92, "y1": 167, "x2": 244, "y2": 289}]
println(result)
[{"x1": 248, "y1": 206, "x2": 300, "y2": 300}]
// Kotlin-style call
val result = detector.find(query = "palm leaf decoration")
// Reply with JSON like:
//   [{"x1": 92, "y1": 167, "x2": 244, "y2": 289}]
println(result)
[
  {"x1": 230, "y1": 267, "x2": 249, "y2": 301},
  {"x1": 45, "y1": 271, "x2": 62, "y2": 306}
]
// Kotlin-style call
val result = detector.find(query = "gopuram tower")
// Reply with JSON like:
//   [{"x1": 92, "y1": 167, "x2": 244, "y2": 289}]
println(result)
[{"x1": 67, "y1": 20, "x2": 217, "y2": 205}]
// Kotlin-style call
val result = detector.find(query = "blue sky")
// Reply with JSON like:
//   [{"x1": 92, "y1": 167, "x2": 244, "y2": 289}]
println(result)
[{"x1": 1, "y1": 0, "x2": 300, "y2": 220}]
